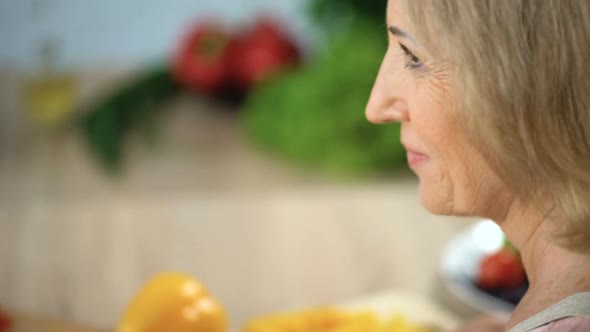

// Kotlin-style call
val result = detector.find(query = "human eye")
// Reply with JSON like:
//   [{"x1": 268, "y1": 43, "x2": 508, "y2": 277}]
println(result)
[{"x1": 399, "y1": 43, "x2": 425, "y2": 70}]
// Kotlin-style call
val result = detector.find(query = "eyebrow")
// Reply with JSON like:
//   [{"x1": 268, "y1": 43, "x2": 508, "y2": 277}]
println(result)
[{"x1": 388, "y1": 25, "x2": 414, "y2": 41}]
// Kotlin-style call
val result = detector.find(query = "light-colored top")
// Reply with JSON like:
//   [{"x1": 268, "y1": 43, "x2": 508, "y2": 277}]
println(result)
[
  {"x1": 509, "y1": 293, "x2": 590, "y2": 332},
  {"x1": 529, "y1": 316, "x2": 590, "y2": 332}
]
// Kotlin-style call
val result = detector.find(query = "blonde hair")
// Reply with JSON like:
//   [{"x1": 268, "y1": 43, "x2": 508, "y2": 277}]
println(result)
[{"x1": 403, "y1": 0, "x2": 590, "y2": 252}]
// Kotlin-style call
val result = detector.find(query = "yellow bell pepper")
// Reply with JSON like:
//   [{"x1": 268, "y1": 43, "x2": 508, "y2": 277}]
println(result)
[{"x1": 117, "y1": 272, "x2": 228, "y2": 332}]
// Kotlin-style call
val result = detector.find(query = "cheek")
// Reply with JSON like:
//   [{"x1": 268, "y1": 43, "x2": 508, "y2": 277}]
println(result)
[
  {"x1": 418, "y1": 120, "x2": 498, "y2": 216},
  {"x1": 412, "y1": 71, "x2": 458, "y2": 162},
  {"x1": 411, "y1": 95, "x2": 457, "y2": 159},
  {"x1": 421, "y1": 132, "x2": 457, "y2": 212},
  {"x1": 409, "y1": 85, "x2": 467, "y2": 214},
  {"x1": 406, "y1": 67, "x2": 503, "y2": 216}
]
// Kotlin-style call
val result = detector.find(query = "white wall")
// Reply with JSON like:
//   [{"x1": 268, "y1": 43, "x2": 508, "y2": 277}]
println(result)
[{"x1": 0, "y1": 0, "x2": 315, "y2": 69}]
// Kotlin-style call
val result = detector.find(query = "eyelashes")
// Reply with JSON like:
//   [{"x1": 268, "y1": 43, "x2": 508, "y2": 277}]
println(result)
[{"x1": 399, "y1": 43, "x2": 425, "y2": 70}]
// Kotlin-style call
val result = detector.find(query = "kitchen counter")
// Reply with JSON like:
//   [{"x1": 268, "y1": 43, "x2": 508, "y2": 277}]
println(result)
[
  {"x1": 10, "y1": 313, "x2": 104, "y2": 332},
  {"x1": 0, "y1": 68, "x2": 474, "y2": 330}
]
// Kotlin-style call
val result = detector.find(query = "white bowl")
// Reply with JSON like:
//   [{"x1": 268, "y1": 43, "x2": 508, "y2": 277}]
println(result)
[{"x1": 439, "y1": 219, "x2": 517, "y2": 318}]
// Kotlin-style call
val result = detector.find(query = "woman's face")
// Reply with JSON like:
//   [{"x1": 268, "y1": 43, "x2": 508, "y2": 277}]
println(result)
[{"x1": 366, "y1": 0, "x2": 506, "y2": 217}]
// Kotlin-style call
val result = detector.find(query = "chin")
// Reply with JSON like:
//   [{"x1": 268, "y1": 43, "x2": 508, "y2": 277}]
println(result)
[
  {"x1": 418, "y1": 179, "x2": 486, "y2": 217},
  {"x1": 418, "y1": 179, "x2": 455, "y2": 216}
]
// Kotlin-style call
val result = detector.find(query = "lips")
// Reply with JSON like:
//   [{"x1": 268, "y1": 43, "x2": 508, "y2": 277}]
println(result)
[
  {"x1": 402, "y1": 143, "x2": 429, "y2": 168},
  {"x1": 406, "y1": 150, "x2": 429, "y2": 167}
]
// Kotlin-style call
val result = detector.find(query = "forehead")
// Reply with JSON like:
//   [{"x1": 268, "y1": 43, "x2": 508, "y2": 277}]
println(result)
[{"x1": 387, "y1": 0, "x2": 411, "y2": 31}]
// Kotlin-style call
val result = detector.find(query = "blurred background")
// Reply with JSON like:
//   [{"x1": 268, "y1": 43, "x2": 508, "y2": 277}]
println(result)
[{"x1": 0, "y1": 0, "x2": 503, "y2": 331}]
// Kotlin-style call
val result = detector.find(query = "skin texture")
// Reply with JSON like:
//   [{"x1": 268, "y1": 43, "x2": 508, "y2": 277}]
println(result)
[
  {"x1": 456, "y1": 315, "x2": 505, "y2": 332},
  {"x1": 367, "y1": 1, "x2": 590, "y2": 331}
]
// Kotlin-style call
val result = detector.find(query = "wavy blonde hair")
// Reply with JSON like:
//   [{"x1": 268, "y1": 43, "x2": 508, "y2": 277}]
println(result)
[{"x1": 402, "y1": 0, "x2": 590, "y2": 252}]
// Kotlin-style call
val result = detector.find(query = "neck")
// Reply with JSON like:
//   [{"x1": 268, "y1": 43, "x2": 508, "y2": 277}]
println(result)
[{"x1": 495, "y1": 201, "x2": 590, "y2": 330}]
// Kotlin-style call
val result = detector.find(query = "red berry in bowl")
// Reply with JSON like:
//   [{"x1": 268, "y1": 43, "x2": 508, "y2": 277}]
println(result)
[{"x1": 478, "y1": 248, "x2": 527, "y2": 290}]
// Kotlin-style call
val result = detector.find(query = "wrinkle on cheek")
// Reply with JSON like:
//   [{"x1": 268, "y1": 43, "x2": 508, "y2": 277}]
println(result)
[
  {"x1": 422, "y1": 70, "x2": 453, "y2": 109},
  {"x1": 468, "y1": 176, "x2": 488, "y2": 216},
  {"x1": 439, "y1": 163, "x2": 456, "y2": 214}
]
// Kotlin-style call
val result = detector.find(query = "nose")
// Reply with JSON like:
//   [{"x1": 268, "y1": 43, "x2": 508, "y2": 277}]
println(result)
[{"x1": 365, "y1": 60, "x2": 410, "y2": 124}]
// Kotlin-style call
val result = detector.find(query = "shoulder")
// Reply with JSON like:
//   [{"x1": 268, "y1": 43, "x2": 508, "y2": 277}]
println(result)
[
  {"x1": 510, "y1": 293, "x2": 590, "y2": 332},
  {"x1": 529, "y1": 316, "x2": 590, "y2": 332}
]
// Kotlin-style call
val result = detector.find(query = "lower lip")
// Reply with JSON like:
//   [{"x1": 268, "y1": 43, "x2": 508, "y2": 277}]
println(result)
[{"x1": 407, "y1": 150, "x2": 429, "y2": 168}]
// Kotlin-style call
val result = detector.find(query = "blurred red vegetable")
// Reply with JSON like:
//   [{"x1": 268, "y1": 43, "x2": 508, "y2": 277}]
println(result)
[
  {"x1": 228, "y1": 18, "x2": 300, "y2": 91},
  {"x1": 0, "y1": 307, "x2": 12, "y2": 332},
  {"x1": 173, "y1": 21, "x2": 231, "y2": 94},
  {"x1": 173, "y1": 17, "x2": 300, "y2": 100}
]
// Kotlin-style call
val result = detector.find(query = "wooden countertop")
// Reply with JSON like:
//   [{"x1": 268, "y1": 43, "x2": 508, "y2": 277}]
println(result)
[{"x1": 10, "y1": 313, "x2": 104, "y2": 332}]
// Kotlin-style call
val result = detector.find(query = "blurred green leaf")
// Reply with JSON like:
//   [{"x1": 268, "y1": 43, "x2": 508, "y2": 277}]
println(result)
[
  {"x1": 80, "y1": 66, "x2": 180, "y2": 173},
  {"x1": 309, "y1": 0, "x2": 388, "y2": 33}
]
